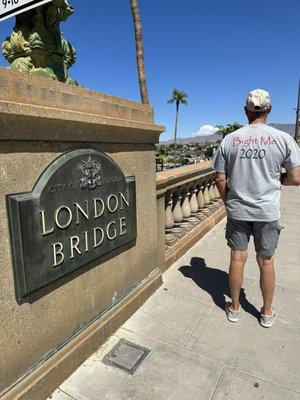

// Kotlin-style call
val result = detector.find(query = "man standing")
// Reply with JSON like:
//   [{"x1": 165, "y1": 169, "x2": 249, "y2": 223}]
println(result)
[{"x1": 213, "y1": 89, "x2": 300, "y2": 327}]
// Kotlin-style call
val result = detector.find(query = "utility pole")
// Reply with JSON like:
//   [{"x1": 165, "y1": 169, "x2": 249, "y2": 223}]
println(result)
[{"x1": 295, "y1": 79, "x2": 300, "y2": 145}]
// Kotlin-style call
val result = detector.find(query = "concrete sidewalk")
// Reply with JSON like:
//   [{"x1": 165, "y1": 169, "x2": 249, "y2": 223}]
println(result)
[{"x1": 49, "y1": 187, "x2": 300, "y2": 400}]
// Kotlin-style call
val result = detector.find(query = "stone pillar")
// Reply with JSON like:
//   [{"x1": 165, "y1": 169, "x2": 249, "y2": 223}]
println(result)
[{"x1": 0, "y1": 68, "x2": 164, "y2": 400}]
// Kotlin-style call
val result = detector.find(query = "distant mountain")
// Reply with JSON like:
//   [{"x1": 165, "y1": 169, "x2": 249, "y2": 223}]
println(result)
[
  {"x1": 159, "y1": 123, "x2": 295, "y2": 144},
  {"x1": 160, "y1": 132, "x2": 223, "y2": 145},
  {"x1": 269, "y1": 124, "x2": 295, "y2": 137}
]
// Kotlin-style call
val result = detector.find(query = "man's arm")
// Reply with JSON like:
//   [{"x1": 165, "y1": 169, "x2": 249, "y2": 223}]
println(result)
[
  {"x1": 281, "y1": 167, "x2": 300, "y2": 186},
  {"x1": 215, "y1": 172, "x2": 227, "y2": 203}
]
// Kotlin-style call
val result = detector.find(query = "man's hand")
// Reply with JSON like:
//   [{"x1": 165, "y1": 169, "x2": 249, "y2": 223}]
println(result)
[
  {"x1": 215, "y1": 172, "x2": 227, "y2": 204},
  {"x1": 281, "y1": 167, "x2": 300, "y2": 186}
]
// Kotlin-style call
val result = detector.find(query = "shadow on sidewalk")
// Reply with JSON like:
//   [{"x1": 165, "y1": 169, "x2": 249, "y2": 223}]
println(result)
[{"x1": 179, "y1": 257, "x2": 260, "y2": 319}]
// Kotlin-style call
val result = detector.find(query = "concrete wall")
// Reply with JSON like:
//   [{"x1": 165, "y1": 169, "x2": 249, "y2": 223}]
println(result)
[{"x1": 0, "y1": 69, "x2": 164, "y2": 399}]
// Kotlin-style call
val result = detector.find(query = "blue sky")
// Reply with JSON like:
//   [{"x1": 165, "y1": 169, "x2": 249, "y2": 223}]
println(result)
[{"x1": 1, "y1": 0, "x2": 299, "y2": 141}]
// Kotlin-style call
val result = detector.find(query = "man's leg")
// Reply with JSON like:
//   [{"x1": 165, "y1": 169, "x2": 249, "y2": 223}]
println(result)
[
  {"x1": 253, "y1": 220, "x2": 281, "y2": 319},
  {"x1": 225, "y1": 219, "x2": 251, "y2": 312},
  {"x1": 256, "y1": 254, "x2": 275, "y2": 316},
  {"x1": 229, "y1": 250, "x2": 248, "y2": 310}
]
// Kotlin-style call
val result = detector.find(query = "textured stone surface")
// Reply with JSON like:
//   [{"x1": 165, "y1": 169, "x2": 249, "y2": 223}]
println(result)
[
  {"x1": 0, "y1": 143, "x2": 161, "y2": 394},
  {"x1": 0, "y1": 68, "x2": 154, "y2": 121},
  {"x1": 0, "y1": 72, "x2": 164, "y2": 398},
  {"x1": 0, "y1": 68, "x2": 164, "y2": 143}
]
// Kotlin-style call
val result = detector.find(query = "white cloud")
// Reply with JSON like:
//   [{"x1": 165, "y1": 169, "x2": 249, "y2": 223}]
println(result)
[{"x1": 193, "y1": 124, "x2": 219, "y2": 137}]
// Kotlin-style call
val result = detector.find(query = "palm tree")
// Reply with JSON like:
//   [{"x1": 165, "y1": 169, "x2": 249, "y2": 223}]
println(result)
[
  {"x1": 129, "y1": 0, "x2": 149, "y2": 104},
  {"x1": 167, "y1": 89, "x2": 188, "y2": 151},
  {"x1": 216, "y1": 122, "x2": 243, "y2": 139}
]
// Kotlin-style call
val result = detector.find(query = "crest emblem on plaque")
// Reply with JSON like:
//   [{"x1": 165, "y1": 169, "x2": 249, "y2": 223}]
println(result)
[{"x1": 78, "y1": 157, "x2": 102, "y2": 190}]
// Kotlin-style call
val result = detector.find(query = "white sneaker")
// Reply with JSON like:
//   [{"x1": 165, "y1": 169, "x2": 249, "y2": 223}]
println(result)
[
  {"x1": 225, "y1": 301, "x2": 240, "y2": 323},
  {"x1": 260, "y1": 309, "x2": 276, "y2": 328}
]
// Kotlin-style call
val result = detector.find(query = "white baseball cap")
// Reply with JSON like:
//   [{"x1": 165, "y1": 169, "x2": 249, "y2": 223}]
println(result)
[{"x1": 246, "y1": 89, "x2": 271, "y2": 112}]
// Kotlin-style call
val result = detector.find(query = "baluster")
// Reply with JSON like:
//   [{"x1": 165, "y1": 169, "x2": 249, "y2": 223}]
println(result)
[
  {"x1": 208, "y1": 178, "x2": 219, "y2": 211},
  {"x1": 209, "y1": 179, "x2": 216, "y2": 202},
  {"x1": 202, "y1": 179, "x2": 212, "y2": 216},
  {"x1": 171, "y1": 190, "x2": 184, "y2": 238},
  {"x1": 165, "y1": 192, "x2": 176, "y2": 246},
  {"x1": 211, "y1": 180, "x2": 221, "y2": 209},
  {"x1": 197, "y1": 181, "x2": 205, "y2": 209},
  {"x1": 214, "y1": 182, "x2": 221, "y2": 199},
  {"x1": 195, "y1": 181, "x2": 205, "y2": 220},
  {"x1": 198, "y1": 180, "x2": 210, "y2": 217},
  {"x1": 190, "y1": 184, "x2": 199, "y2": 213},
  {"x1": 203, "y1": 180, "x2": 211, "y2": 206},
  {"x1": 213, "y1": 181, "x2": 223, "y2": 204},
  {"x1": 188, "y1": 184, "x2": 200, "y2": 224},
  {"x1": 180, "y1": 186, "x2": 192, "y2": 229}
]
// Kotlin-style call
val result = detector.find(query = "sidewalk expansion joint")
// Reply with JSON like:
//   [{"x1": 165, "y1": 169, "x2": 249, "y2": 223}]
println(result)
[
  {"x1": 56, "y1": 388, "x2": 78, "y2": 400},
  {"x1": 118, "y1": 327, "x2": 224, "y2": 367},
  {"x1": 276, "y1": 319, "x2": 300, "y2": 330},
  {"x1": 226, "y1": 365, "x2": 300, "y2": 394},
  {"x1": 118, "y1": 328, "x2": 300, "y2": 394},
  {"x1": 209, "y1": 366, "x2": 225, "y2": 400},
  {"x1": 160, "y1": 289, "x2": 211, "y2": 306},
  {"x1": 183, "y1": 306, "x2": 209, "y2": 349},
  {"x1": 248, "y1": 279, "x2": 258, "y2": 301}
]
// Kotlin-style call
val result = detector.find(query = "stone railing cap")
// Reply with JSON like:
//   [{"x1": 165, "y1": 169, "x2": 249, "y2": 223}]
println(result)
[{"x1": 156, "y1": 162, "x2": 215, "y2": 197}]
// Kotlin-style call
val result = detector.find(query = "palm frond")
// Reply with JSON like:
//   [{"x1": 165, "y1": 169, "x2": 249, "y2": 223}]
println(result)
[{"x1": 167, "y1": 88, "x2": 189, "y2": 105}]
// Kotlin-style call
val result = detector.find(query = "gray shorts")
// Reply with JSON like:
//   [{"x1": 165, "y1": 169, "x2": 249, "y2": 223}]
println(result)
[{"x1": 225, "y1": 218, "x2": 283, "y2": 257}]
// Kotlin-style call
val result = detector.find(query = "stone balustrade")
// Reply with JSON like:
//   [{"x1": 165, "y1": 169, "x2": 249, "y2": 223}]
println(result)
[{"x1": 156, "y1": 162, "x2": 226, "y2": 270}]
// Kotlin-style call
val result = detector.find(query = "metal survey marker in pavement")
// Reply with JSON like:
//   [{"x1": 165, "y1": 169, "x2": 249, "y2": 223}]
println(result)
[
  {"x1": 0, "y1": 0, "x2": 52, "y2": 21},
  {"x1": 103, "y1": 339, "x2": 150, "y2": 375}
]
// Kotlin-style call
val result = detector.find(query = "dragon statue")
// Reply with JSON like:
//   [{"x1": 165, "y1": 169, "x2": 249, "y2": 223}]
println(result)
[{"x1": 1, "y1": 0, "x2": 77, "y2": 84}]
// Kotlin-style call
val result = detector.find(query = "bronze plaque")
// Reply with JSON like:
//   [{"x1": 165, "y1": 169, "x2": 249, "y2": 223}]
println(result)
[{"x1": 6, "y1": 149, "x2": 137, "y2": 302}]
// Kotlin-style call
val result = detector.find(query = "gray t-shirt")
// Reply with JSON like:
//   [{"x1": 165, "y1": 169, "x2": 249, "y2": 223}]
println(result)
[{"x1": 212, "y1": 124, "x2": 300, "y2": 221}]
